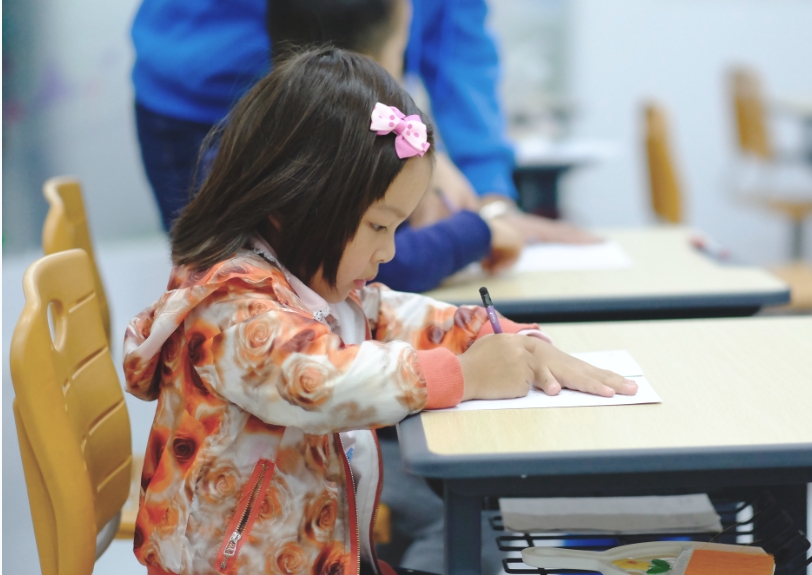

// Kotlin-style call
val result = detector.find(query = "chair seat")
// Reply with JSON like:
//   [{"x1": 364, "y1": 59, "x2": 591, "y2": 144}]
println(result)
[
  {"x1": 764, "y1": 199, "x2": 812, "y2": 220},
  {"x1": 733, "y1": 156, "x2": 812, "y2": 202}
]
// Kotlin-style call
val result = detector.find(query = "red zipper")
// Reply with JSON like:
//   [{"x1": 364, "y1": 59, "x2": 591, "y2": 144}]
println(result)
[
  {"x1": 336, "y1": 434, "x2": 361, "y2": 575},
  {"x1": 347, "y1": 294, "x2": 377, "y2": 574},
  {"x1": 215, "y1": 458, "x2": 274, "y2": 574}
]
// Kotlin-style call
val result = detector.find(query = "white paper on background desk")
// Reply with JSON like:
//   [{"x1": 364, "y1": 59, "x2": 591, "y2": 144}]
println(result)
[
  {"x1": 430, "y1": 350, "x2": 661, "y2": 412},
  {"x1": 513, "y1": 241, "x2": 633, "y2": 273}
]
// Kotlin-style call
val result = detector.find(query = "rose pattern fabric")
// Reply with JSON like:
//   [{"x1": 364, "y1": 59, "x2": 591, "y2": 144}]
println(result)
[{"x1": 123, "y1": 249, "x2": 495, "y2": 574}]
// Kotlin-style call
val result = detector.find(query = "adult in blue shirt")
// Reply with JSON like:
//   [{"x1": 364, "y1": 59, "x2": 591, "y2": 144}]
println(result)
[{"x1": 133, "y1": 0, "x2": 591, "y2": 293}]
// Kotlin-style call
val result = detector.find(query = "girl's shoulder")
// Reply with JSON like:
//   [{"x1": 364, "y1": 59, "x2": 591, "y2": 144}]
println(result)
[
  {"x1": 164, "y1": 249, "x2": 315, "y2": 319},
  {"x1": 167, "y1": 248, "x2": 286, "y2": 292}
]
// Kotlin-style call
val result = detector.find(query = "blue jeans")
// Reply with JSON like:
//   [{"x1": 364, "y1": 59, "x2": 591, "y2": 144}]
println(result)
[{"x1": 135, "y1": 102, "x2": 215, "y2": 231}]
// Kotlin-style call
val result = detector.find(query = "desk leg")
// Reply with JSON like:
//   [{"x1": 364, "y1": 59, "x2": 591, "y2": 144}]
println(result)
[
  {"x1": 444, "y1": 481, "x2": 481, "y2": 575},
  {"x1": 513, "y1": 167, "x2": 566, "y2": 219}
]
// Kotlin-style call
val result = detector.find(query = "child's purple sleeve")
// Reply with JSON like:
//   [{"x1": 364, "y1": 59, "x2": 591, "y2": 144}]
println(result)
[{"x1": 374, "y1": 210, "x2": 491, "y2": 292}]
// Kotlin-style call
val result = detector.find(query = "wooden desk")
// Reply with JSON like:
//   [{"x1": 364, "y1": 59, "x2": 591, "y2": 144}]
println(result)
[
  {"x1": 397, "y1": 316, "x2": 812, "y2": 574},
  {"x1": 426, "y1": 227, "x2": 789, "y2": 322}
]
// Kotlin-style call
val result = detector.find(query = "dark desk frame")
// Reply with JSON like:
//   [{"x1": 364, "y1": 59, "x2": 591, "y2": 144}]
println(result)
[
  {"x1": 398, "y1": 415, "x2": 812, "y2": 575},
  {"x1": 447, "y1": 291, "x2": 791, "y2": 324}
]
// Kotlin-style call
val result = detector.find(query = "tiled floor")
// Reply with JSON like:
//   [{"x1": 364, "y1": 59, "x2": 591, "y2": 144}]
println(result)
[{"x1": 3, "y1": 237, "x2": 810, "y2": 574}]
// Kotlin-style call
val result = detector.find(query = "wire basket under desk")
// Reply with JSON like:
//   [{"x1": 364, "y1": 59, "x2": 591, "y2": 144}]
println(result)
[{"x1": 489, "y1": 491, "x2": 811, "y2": 575}]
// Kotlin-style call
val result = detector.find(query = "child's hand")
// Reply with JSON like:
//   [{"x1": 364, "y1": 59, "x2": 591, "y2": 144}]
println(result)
[
  {"x1": 482, "y1": 218, "x2": 524, "y2": 274},
  {"x1": 506, "y1": 212, "x2": 603, "y2": 245},
  {"x1": 459, "y1": 334, "x2": 538, "y2": 401},
  {"x1": 526, "y1": 338, "x2": 638, "y2": 397}
]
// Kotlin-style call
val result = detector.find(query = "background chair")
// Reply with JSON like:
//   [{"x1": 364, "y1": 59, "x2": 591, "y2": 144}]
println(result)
[
  {"x1": 644, "y1": 102, "x2": 684, "y2": 224},
  {"x1": 42, "y1": 177, "x2": 111, "y2": 342},
  {"x1": 10, "y1": 249, "x2": 133, "y2": 574},
  {"x1": 643, "y1": 100, "x2": 812, "y2": 310},
  {"x1": 729, "y1": 68, "x2": 812, "y2": 260}
]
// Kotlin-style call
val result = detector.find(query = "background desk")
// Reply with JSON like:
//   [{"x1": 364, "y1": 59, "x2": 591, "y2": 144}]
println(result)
[
  {"x1": 512, "y1": 138, "x2": 617, "y2": 218},
  {"x1": 425, "y1": 227, "x2": 789, "y2": 322},
  {"x1": 397, "y1": 316, "x2": 812, "y2": 574}
]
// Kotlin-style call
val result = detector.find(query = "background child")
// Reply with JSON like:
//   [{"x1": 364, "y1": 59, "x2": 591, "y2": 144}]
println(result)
[{"x1": 124, "y1": 48, "x2": 635, "y2": 575}]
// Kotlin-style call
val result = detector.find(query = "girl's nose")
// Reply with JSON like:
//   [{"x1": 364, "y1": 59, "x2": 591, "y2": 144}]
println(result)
[{"x1": 376, "y1": 236, "x2": 396, "y2": 264}]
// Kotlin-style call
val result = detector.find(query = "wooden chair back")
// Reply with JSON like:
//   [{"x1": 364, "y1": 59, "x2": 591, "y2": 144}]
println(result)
[
  {"x1": 644, "y1": 102, "x2": 683, "y2": 224},
  {"x1": 10, "y1": 249, "x2": 132, "y2": 575},
  {"x1": 730, "y1": 68, "x2": 773, "y2": 159},
  {"x1": 42, "y1": 177, "x2": 111, "y2": 342}
]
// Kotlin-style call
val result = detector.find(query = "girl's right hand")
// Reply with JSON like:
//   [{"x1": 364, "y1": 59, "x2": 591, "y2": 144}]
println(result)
[{"x1": 459, "y1": 334, "x2": 538, "y2": 401}]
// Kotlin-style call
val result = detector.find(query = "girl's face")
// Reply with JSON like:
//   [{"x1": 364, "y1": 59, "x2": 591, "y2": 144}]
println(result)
[{"x1": 309, "y1": 155, "x2": 432, "y2": 303}]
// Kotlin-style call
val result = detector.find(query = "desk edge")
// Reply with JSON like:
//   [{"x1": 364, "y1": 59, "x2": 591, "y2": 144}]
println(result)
[{"x1": 396, "y1": 414, "x2": 812, "y2": 479}]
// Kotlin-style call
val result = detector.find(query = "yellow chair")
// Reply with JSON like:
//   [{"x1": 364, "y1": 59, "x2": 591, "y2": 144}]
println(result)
[
  {"x1": 644, "y1": 102, "x2": 684, "y2": 224},
  {"x1": 10, "y1": 249, "x2": 133, "y2": 574},
  {"x1": 41, "y1": 176, "x2": 144, "y2": 541},
  {"x1": 643, "y1": 99, "x2": 811, "y2": 310},
  {"x1": 42, "y1": 177, "x2": 111, "y2": 342},
  {"x1": 729, "y1": 68, "x2": 812, "y2": 259},
  {"x1": 731, "y1": 68, "x2": 772, "y2": 160}
]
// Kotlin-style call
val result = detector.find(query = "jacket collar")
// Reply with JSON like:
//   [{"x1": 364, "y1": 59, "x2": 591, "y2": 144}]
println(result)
[{"x1": 249, "y1": 234, "x2": 333, "y2": 322}]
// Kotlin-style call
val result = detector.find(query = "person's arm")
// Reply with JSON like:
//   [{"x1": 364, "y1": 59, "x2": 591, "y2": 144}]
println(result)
[
  {"x1": 374, "y1": 210, "x2": 492, "y2": 292},
  {"x1": 407, "y1": 0, "x2": 517, "y2": 199},
  {"x1": 359, "y1": 282, "x2": 543, "y2": 352},
  {"x1": 358, "y1": 285, "x2": 637, "y2": 401},
  {"x1": 358, "y1": 282, "x2": 547, "y2": 405},
  {"x1": 186, "y1": 302, "x2": 457, "y2": 433}
]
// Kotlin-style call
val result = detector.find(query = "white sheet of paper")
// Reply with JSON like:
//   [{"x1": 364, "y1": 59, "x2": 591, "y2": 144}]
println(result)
[
  {"x1": 513, "y1": 241, "x2": 633, "y2": 273},
  {"x1": 430, "y1": 350, "x2": 661, "y2": 412}
]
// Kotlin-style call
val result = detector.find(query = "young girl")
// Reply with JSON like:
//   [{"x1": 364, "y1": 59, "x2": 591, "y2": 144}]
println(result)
[{"x1": 124, "y1": 48, "x2": 636, "y2": 575}]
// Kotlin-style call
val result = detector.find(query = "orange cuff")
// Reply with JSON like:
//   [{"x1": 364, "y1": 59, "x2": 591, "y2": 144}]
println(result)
[{"x1": 416, "y1": 348, "x2": 464, "y2": 409}]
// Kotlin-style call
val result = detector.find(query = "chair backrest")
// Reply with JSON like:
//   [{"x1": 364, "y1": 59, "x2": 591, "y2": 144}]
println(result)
[
  {"x1": 730, "y1": 68, "x2": 773, "y2": 160},
  {"x1": 10, "y1": 249, "x2": 132, "y2": 575},
  {"x1": 42, "y1": 177, "x2": 111, "y2": 342},
  {"x1": 644, "y1": 102, "x2": 683, "y2": 224}
]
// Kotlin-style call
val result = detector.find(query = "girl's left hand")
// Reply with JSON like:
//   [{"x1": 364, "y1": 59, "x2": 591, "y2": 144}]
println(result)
[{"x1": 526, "y1": 338, "x2": 639, "y2": 397}]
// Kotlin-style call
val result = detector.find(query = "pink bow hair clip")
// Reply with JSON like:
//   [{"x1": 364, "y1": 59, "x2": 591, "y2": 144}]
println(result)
[{"x1": 370, "y1": 102, "x2": 431, "y2": 159}]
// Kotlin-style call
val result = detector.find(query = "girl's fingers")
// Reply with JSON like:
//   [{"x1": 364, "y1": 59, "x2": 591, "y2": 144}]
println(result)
[
  {"x1": 589, "y1": 367, "x2": 638, "y2": 395},
  {"x1": 563, "y1": 374, "x2": 615, "y2": 398},
  {"x1": 534, "y1": 366, "x2": 562, "y2": 396}
]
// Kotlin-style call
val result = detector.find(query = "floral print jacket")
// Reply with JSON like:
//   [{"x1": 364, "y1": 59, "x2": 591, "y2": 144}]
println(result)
[{"x1": 123, "y1": 245, "x2": 535, "y2": 575}]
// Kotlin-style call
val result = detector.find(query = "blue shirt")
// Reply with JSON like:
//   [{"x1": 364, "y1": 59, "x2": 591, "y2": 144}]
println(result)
[
  {"x1": 378, "y1": 210, "x2": 491, "y2": 292},
  {"x1": 131, "y1": 0, "x2": 517, "y2": 198}
]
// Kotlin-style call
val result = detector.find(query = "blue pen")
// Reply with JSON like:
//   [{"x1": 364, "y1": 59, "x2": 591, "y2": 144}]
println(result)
[{"x1": 479, "y1": 287, "x2": 503, "y2": 334}]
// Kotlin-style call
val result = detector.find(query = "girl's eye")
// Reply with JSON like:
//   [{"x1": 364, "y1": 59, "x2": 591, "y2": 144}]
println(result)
[{"x1": 372, "y1": 224, "x2": 388, "y2": 232}]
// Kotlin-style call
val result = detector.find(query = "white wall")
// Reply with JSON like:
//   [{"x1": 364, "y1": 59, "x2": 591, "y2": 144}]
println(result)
[
  {"x1": 2, "y1": 0, "x2": 162, "y2": 254},
  {"x1": 561, "y1": 0, "x2": 812, "y2": 264}
]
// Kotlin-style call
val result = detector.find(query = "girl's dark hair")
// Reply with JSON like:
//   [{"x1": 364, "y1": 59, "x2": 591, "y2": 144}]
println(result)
[{"x1": 171, "y1": 47, "x2": 434, "y2": 285}]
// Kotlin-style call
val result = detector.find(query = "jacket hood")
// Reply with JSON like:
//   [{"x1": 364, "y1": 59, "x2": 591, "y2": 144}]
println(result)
[{"x1": 123, "y1": 249, "x2": 309, "y2": 402}]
